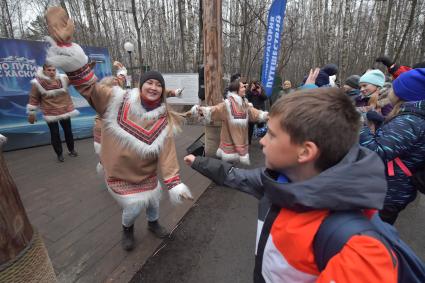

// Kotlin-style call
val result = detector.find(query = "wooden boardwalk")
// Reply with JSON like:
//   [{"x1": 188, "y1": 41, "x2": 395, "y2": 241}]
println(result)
[{"x1": 3, "y1": 125, "x2": 210, "y2": 283}]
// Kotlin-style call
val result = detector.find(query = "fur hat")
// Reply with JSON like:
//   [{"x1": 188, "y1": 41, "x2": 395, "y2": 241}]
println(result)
[
  {"x1": 393, "y1": 68, "x2": 425, "y2": 102},
  {"x1": 359, "y1": 70, "x2": 385, "y2": 87},
  {"x1": 139, "y1": 71, "x2": 165, "y2": 89}
]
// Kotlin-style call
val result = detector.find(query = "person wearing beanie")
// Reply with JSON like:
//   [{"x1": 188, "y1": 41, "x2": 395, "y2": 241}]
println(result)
[
  {"x1": 342, "y1": 75, "x2": 361, "y2": 104},
  {"x1": 359, "y1": 68, "x2": 425, "y2": 224},
  {"x1": 321, "y1": 63, "x2": 338, "y2": 76},
  {"x1": 43, "y1": 8, "x2": 193, "y2": 251},
  {"x1": 375, "y1": 55, "x2": 412, "y2": 79},
  {"x1": 191, "y1": 78, "x2": 268, "y2": 165},
  {"x1": 357, "y1": 69, "x2": 385, "y2": 113}
]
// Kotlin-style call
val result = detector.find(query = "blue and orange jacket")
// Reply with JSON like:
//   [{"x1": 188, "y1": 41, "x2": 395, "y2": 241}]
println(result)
[
  {"x1": 360, "y1": 100, "x2": 425, "y2": 207},
  {"x1": 192, "y1": 145, "x2": 397, "y2": 282}
]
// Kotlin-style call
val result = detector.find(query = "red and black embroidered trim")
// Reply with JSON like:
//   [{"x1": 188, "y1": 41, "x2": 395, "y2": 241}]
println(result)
[
  {"x1": 116, "y1": 96, "x2": 168, "y2": 145},
  {"x1": 36, "y1": 77, "x2": 63, "y2": 91},
  {"x1": 66, "y1": 64, "x2": 95, "y2": 85},
  {"x1": 228, "y1": 97, "x2": 247, "y2": 119},
  {"x1": 164, "y1": 175, "x2": 181, "y2": 190}
]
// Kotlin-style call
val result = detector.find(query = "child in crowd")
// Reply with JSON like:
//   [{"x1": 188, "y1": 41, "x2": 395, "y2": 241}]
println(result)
[{"x1": 185, "y1": 84, "x2": 397, "y2": 282}]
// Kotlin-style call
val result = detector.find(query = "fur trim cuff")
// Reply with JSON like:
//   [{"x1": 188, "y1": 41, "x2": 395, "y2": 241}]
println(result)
[
  {"x1": 200, "y1": 106, "x2": 212, "y2": 123},
  {"x1": 44, "y1": 109, "x2": 80, "y2": 122},
  {"x1": 168, "y1": 183, "x2": 193, "y2": 205},
  {"x1": 96, "y1": 162, "x2": 104, "y2": 175},
  {"x1": 94, "y1": 141, "x2": 101, "y2": 155},
  {"x1": 216, "y1": 148, "x2": 239, "y2": 162},
  {"x1": 45, "y1": 37, "x2": 88, "y2": 72},
  {"x1": 0, "y1": 134, "x2": 7, "y2": 146},
  {"x1": 239, "y1": 154, "x2": 250, "y2": 166},
  {"x1": 26, "y1": 104, "x2": 38, "y2": 114},
  {"x1": 258, "y1": 111, "x2": 269, "y2": 123}
]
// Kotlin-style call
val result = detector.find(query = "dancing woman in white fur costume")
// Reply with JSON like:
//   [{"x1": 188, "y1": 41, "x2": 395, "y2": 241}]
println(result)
[
  {"x1": 44, "y1": 7, "x2": 193, "y2": 251},
  {"x1": 192, "y1": 79, "x2": 268, "y2": 165}
]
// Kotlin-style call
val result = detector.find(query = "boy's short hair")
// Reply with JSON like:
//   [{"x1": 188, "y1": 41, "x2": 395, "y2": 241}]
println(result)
[{"x1": 270, "y1": 87, "x2": 361, "y2": 171}]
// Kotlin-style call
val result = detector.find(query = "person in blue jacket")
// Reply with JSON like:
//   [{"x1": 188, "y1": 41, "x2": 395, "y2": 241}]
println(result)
[{"x1": 360, "y1": 68, "x2": 425, "y2": 224}]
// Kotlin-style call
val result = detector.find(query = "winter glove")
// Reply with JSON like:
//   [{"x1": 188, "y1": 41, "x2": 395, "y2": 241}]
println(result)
[
  {"x1": 45, "y1": 7, "x2": 74, "y2": 45},
  {"x1": 375, "y1": 56, "x2": 394, "y2": 68},
  {"x1": 175, "y1": 88, "x2": 183, "y2": 97},
  {"x1": 28, "y1": 114, "x2": 36, "y2": 124}
]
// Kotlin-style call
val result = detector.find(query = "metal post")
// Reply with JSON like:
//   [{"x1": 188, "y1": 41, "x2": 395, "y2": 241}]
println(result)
[{"x1": 128, "y1": 51, "x2": 134, "y2": 88}]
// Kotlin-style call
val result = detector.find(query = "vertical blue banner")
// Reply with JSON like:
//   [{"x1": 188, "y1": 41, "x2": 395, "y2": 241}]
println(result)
[
  {"x1": 0, "y1": 38, "x2": 112, "y2": 151},
  {"x1": 261, "y1": 0, "x2": 287, "y2": 97}
]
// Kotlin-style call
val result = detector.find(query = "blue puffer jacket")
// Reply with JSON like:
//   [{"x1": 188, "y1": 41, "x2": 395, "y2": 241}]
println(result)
[{"x1": 360, "y1": 100, "x2": 425, "y2": 207}]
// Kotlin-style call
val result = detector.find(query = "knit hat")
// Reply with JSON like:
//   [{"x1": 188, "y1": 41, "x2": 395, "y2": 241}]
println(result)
[
  {"x1": 393, "y1": 68, "x2": 425, "y2": 102},
  {"x1": 344, "y1": 75, "x2": 360, "y2": 89},
  {"x1": 359, "y1": 70, "x2": 385, "y2": 87},
  {"x1": 139, "y1": 71, "x2": 165, "y2": 89},
  {"x1": 315, "y1": 70, "x2": 330, "y2": 87},
  {"x1": 321, "y1": 64, "x2": 338, "y2": 76}
]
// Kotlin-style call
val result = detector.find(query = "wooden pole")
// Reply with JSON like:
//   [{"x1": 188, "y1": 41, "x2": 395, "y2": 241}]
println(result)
[
  {"x1": 0, "y1": 135, "x2": 56, "y2": 282},
  {"x1": 203, "y1": 0, "x2": 223, "y2": 156},
  {"x1": 0, "y1": 136, "x2": 33, "y2": 265}
]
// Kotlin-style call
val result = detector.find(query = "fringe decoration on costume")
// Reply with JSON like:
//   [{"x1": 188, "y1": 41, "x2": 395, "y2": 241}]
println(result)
[
  {"x1": 31, "y1": 68, "x2": 69, "y2": 97},
  {"x1": 107, "y1": 180, "x2": 162, "y2": 209},
  {"x1": 102, "y1": 87, "x2": 170, "y2": 157},
  {"x1": 225, "y1": 93, "x2": 249, "y2": 127},
  {"x1": 44, "y1": 109, "x2": 79, "y2": 122}
]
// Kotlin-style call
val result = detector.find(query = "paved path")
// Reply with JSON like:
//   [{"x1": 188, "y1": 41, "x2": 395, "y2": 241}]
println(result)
[{"x1": 3, "y1": 125, "x2": 210, "y2": 283}]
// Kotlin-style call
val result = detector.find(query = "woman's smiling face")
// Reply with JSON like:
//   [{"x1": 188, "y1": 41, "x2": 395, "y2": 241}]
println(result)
[{"x1": 140, "y1": 79, "x2": 163, "y2": 101}]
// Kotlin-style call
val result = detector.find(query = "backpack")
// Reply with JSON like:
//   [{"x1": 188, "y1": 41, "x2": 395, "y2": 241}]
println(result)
[
  {"x1": 314, "y1": 211, "x2": 425, "y2": 282},
  {"x1": 385, "y1": 111, "x2": 425, "y2": 194}
]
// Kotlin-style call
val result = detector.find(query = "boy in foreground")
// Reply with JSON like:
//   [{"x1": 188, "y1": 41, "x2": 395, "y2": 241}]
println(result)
[{"x1": 184, "y1": 87, "x2": 397, "y2": 282}]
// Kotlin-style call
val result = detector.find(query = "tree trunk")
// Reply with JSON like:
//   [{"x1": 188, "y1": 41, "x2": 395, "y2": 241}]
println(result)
[
  {"x1": 378, "y1": 0, "x2": 393, "y2": 56},
  {"x1": 197, "y1": 0, "x2": 204, "y2": 66},
  {"x1": 131, "y1": 0, "x2": 144, "y2": 75},
  {"x1": 177, "y1": 0, "x2": 187, "y2": 72},
  {"x1": 84, "y1": 0, "x2": 96, "y2": 45},
  {"x1": 203, "y1": 0, "x2": 223, "y2": 157},
  {"x1": 394, "y1": 0, "x2": 417, "y2": 62}
]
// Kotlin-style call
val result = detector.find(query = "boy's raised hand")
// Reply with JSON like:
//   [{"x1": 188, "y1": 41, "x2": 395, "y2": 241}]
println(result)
[
  {"x1": 184, "y1": 154, "x2": 196, "y2": 166},
  {"x1": 305, "y1": 68, "x2": 320, "y2": 85}
]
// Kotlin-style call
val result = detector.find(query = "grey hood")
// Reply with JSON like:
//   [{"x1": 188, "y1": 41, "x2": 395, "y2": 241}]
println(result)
[{"x1": 261, "y1": 144, "x2": 387, "y2": 211}]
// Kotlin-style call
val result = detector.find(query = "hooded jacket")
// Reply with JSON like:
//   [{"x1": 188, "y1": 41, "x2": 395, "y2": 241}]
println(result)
[
  {"x1": 360, "y1": 100, "x2": 425, "y2": 207},
  {"x1": 191, "y1": 145, "x2": 397, "y2": 282}
]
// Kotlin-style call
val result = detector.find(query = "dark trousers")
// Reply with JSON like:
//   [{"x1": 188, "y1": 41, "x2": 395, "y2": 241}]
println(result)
[
  {"x1": 248, "y1": 122, "x2": 265, "y2": 145},
  {"x1": 47, "y1": 118, "x2": 74, "y2": 156},
  {"x1": 379, "y1": 203, "x2": 406, "y2": 225}
]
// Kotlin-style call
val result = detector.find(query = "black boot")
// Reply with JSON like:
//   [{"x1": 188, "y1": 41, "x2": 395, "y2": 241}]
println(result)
[
  {"x1": 148, "y1": 220, "x2": 170, "y2": 239},
  {"x1": 68, "y1": 150, "x2": 78, "y2": 157},
  {"x1": 122, "y1": 225, "x2": 134, "y2": 251},
  {"x1": 57, "y1": 154, "x2": 64, "y2": 162}
]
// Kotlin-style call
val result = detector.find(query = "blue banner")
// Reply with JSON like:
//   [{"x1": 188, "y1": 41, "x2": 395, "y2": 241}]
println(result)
[
  {"x1": 261, "y1": 0, "x2": 287, "y2": 97},
  {"x1": 0, "y1": 38, "x2": 112, "y2": 151}
]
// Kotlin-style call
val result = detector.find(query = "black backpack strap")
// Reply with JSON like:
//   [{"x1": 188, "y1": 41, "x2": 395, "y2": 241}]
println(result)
[
  {"x1": 253, "y1": 205, "x2": 280, "y2": 283},
  {"x1": 314, "y1": 211, "x2": 379, "y2": 271}
]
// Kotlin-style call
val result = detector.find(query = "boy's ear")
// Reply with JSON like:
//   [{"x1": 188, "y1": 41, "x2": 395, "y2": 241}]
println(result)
[{"x1": 297, "y1": 141, "x2": 319, "y2": 164}]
